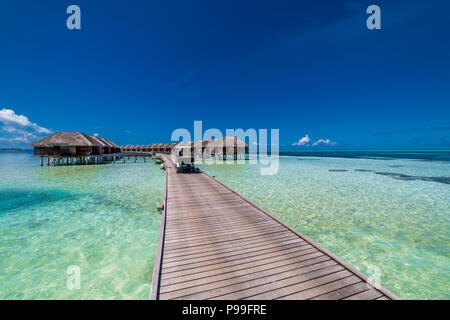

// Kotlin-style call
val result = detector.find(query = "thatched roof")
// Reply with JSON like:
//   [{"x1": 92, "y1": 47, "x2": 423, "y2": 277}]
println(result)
[
  {"x1": 115, "y1": 138, "x2": 247, "y2": 152},
  {"x1": 31, "y1": 132, "x2": 103, "y2": 147},
  {"x1": 99, "y1": 138, "x2": 116, "y2": 148},
  {"x1": 205, "y1": 137, "x2": 248, "y2": 148},
  {"x1": 106, "y1": 139, "x2": 119, "y2": 148},
  {"x1": 91, "y1": 136, "x2": 109, "y2": 147}
]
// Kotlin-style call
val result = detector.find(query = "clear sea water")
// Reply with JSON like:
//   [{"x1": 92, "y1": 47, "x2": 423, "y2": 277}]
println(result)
[
  {"x1": 0, "y1": 150, "x2": 449, "y2": 299},
  {"x1": 0, "y1": 151, "x2": 164, "y2": 299},
  {"x1": 198, "y1": 151, "x2": 450, "y2": 300}
]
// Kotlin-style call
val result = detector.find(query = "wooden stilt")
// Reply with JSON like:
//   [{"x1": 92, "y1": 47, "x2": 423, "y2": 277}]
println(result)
[{"x1": 40, "y1": 156, "x2": 43, "y2": 167}]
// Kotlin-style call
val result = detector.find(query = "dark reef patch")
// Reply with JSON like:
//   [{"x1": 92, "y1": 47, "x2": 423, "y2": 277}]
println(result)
[
  {"x1": 374, "y1": 172, "x2": 450, "y2": 184},
  {"x1": 329, "y1": 169, "x2": 348, "y2": 172},
  {"x1": 354, "y1": 169, "x2": 375, "y2": 172},
  {"x1": 0, "y1": 189, "x2": 77, "y2": 213}
]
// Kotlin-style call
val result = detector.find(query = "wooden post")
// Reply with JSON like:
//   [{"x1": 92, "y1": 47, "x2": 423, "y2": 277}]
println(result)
[
  {"x1": 144, "y1": 156, "x2": 146, "y2": 163},
  {"x1": 40, "y1": 156, "x2": 43, "y2": 167},
  {"x1": 47, "y1": 157, "x2": 50, "y2": 166},
  {"x1": 134, "y1": 157, "x2": 137, "y2": 163}
]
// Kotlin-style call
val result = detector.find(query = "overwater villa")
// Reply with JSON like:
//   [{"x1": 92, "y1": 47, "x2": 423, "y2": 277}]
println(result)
[
  {"x1": 31, "y1": 132, "x2": 121, "y2": 166},
  {"x1": 120, "y1": 137, "x2": 249, "y2": 158},
  {"x1": 31, "y1": 133, "x2": 249, "y2": 166}
]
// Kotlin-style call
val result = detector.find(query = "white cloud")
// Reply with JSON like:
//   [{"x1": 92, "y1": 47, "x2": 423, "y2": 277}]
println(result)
[
  {"x1": 0, "y1": 108, "x2": 52, "y2": 147},
  {"x1": 292, "y1": 134, "x2": 336, "y2": 147},
  {"x1": 93, "y1": 132, "x2": 99, "y2": 137},
  {"x1": 312, "y1": 139, "x2": 336, "y2": 146},
  {"x1": 292, "y1": 134, "x2": 311, "y2": 146},
  {"x1": 0, "y1": 108, "x2": 52, "y2": 134}
]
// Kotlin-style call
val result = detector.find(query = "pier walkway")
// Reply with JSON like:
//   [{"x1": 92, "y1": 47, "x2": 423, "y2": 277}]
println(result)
[{"x1": 150, "y1": 154, "x2": 398, "y2": 300}]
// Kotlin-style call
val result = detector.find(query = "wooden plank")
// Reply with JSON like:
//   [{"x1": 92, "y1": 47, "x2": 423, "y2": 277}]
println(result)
[
  {"x1": 217, "y1": 269, "x2": 353, "y2": 300},
  {"x1": 163, "y1": 242, "x2": 311, "y2": 273},
  {"x1": 275, "y1": 275, "x2": 362, "y2": 300},
  {"x1": 164, "y1": 222, "x2": 281, "y2": 242},
  {"x1": 162, "y1": 246, "x2": 317, "y2": 279},
  {"x1": 310, "y1": 282, "x2": 370, "y2": 300},
  {"x1": 161, "y1": 255, "x2": 331, "y2": 296},
  {"x1": 163, "y1": 233, "x2": 297, "y2": 259},
  {"x1": 162, "y1": 260, "x2": 340, "y2": 300},
  {"x1": 343, "y1": 288, "x2": 384, "y2": 300},
  {"x1": 164, "y1": 220, "x2": 278, "y2": 239},
  {"x1": 163, "y1": 230, "x2": 291, "y2": 256},
  {"x1": 162, "y1": 238, "x2": 306, "y2": 267},
  {"x1": 161, "y1": 251, "x2": 325, "y2": 287},
  {"x1": 163, "y1": 227, "x2": 287, "y2": 249}
]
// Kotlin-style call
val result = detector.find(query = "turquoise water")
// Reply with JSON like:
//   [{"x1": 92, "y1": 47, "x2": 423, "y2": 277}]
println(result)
[
  {"x1": 1, "y1": 151, "x2": 449, "y2": 299},
  {"x1": 0, "y1": 151, "x2": 164, "y2": 299},
  {"x1": 198, "y1": 154, "x2": 450, "y2": 300}
]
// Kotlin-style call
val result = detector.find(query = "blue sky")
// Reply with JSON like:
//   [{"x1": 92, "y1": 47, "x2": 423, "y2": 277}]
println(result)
[{"x1": 0, "y1": 0, "x2": 449, "y2": 149}]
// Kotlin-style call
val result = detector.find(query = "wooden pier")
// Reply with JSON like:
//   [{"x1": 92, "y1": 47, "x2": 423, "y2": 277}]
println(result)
[{"x1": 150, "y1": 155, "x2": 399, "y2": 300}]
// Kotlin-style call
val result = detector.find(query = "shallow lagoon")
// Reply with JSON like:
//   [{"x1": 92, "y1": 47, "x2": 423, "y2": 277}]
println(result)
[
  {"x1": 0, "y1": 151, "x2": 164, "y2": 299},
  {"x1": 0, "y1": 150, "x2": 449, "y2": 299},
  {"x1": 199, "y1": 154, "x2": 450, "y2": 299}
]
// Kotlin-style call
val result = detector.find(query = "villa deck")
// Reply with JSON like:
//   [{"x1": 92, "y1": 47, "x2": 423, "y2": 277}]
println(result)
[{"x1": 150, "y1": 154, "x2": 398, "y2": 300}]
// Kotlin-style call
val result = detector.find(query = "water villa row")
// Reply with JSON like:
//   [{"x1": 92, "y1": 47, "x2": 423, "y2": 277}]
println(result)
[
  {"x1": 31, "y1": 132, "x2": 249, "y2": 166},
  {"x1": 121, "y1": 137, "x2": 249, "y2": 156}
]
